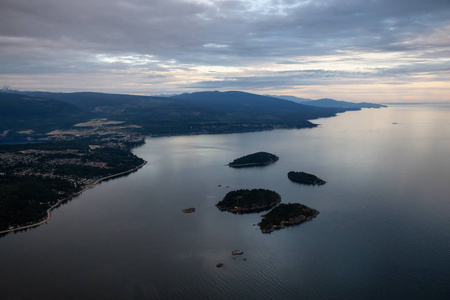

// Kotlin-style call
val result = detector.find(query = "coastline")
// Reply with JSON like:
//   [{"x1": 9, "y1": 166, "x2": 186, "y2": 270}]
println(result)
[{"x1": 0, "y1": 160, "x2": 147, "y2": 235}]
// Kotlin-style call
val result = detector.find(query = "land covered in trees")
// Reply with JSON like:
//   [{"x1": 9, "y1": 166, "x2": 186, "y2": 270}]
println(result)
[
  {"x1": 0, "y1": 90, "x2": 352, "y2": 143},
  {"x1": 0, "y1": 139, "x2": 145, "y2": 233},
  {"x1": 258, "y1": 203, "x2": 319, "y2": 233},
  {"x1": 288, "y1": 171, "x2": 326, "y2": 186},
  {"x1": 216, "y1": 189, "x2": 281, "y2": 213},
  {"x1": 228, "y1": 152, "x2": 278, "y2": 168}
]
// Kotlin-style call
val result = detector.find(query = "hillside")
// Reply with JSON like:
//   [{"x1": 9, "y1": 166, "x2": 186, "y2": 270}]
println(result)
[
  {"x1": 265, "y1": 94, "x2": 312, "y2": 103},
  {"x1": 171, "y1": 91, "x2": 346, "y2": 129},
  {"x1": 1, "y1": 90, "x2": 354, "y2": 142},
  {"x1": 14, "y1": 91, "x2": 224, "y2": 136},
  {"x1": 22, "y1": 91, "x2": 177, "y2": 112},
  {"x1": 268, "y1": 94, "x2": 386, "y2": 109},
  {"x1": 172, "y1": 91, "x2": 344, "y2": 116},
  {"x1": 0, "y1": 93, "x2": 90, "y2": 142},
  {"x1": 302, "y1": 98, "x2": 387, "y2": 109}
]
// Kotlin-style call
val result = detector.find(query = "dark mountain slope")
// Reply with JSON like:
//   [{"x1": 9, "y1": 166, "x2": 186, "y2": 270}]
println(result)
[
  {"x1": 302, "y1": 98, "x2": 386, "y2": 109},
  {"x1": 0, "y1": 93, "x2": 90, "y2": 133},
  {"x1": 172, "y1": 91, "x2": 345, "y2": 117},
  {"x1": 23, "y1": 91, "x2": 176, "y2": 112},
  {"x1": 171, "y1": 91, "x2": 350, "y2": 131},
  {"x1": 20, "y1": 91, "x2": 220, "y2": 134}
]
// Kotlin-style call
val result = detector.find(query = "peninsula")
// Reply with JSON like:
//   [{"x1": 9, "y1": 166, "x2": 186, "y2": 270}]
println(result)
[
  {"x1": 216, "y1": 189, "x2": 281, "y2": 213},
  {"x1": 258, "y1": 203, "x2": 319, "y2": 233},
  {"x1": 228, "y1": 152, "x2": 279, "y2": 168},
  {"x1": 0, "y1": 138, "x2": 146, "y2": 233},
  {"x1": 288, "y1": 171, "x2": 326, "y2": 186}
]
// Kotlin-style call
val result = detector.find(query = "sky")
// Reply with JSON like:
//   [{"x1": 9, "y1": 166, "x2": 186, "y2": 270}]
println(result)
[{"x1": 0, "y1": 0, "x2": 449, "y2": 103}]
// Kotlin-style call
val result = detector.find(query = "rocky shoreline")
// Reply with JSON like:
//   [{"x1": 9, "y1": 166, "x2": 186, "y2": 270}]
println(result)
[{"x1": 258, "y1": 203, "x2": 319, "y2": 233}]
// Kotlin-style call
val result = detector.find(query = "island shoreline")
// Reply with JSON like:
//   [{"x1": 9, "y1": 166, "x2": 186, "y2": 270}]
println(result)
[{"x1": 226, "y1": 161, "x2": 274, "y2": 167}]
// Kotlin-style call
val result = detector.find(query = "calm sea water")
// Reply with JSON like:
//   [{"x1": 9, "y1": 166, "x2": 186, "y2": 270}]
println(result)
[{"x1": 1, "y1": 104, "x2": 449, "y2": 299}]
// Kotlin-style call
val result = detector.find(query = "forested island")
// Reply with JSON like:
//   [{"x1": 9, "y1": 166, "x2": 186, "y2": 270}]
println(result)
[
  {"x1": 288, "y1": 171, "x2": 326, "y2": 186},
  {"x1": 258, "y1": 203, "x2": 319, "y2": 233},
  {"x1": 216, "y1": 189, "x2": 281, "y2": 213},
  {"x1": 228, "y1": 152, "x2": 279, "y2": 168}
]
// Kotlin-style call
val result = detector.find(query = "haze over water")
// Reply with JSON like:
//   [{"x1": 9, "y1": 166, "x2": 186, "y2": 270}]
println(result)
[{"x1": 1, "y1": 104, "x2": 449, "y2": 299}]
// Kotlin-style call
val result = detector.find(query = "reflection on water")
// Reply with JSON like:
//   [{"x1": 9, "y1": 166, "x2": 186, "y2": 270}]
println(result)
[{"x1": 1, "y1": 104, "x2": 450, "y2": 299}]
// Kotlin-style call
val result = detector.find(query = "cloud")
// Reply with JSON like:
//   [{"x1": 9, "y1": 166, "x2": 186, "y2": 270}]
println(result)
[{"x1": 0, "y1": 0, "x2": 449, "y2": 101}]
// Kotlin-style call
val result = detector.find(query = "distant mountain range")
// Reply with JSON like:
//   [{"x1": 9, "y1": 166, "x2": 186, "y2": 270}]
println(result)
[
  {"x1": 302, "y1": 98, "x2": 386, "y2": 109},
  {"x1": 172, "y1": 91, "x2": 345, "y2": 118},
  {"x1": 0, "y1": 89, "x2": 385, "y2": 143},
  {"x1": 264, "y1": 95, "x2": 312, "y2": 103},
  {"x1": 267, "y1": 94, "x2": 386, "y2": 109}
]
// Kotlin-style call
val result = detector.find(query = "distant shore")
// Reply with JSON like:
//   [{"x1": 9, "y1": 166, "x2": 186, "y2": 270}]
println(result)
[{"x1": 0, "y1": 161, "x2": 147, "y2": 235}]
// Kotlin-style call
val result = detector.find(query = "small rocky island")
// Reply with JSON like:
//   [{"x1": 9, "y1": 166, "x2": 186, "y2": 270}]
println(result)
[
  {"x1": 216, "y1": 189, "x2": 281, "y2": 213},
  {"x1": 258, "y1": 203, "x2": 319, "y2": 233},
  {"x1": 228, "y1": 152, "x2": 279, "y2": 168},
  {"x1": 288, "y1": 171, "x2": 326, "y2": 186}
]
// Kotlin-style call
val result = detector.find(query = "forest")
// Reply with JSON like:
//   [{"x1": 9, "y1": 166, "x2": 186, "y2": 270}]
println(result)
[
  {"x1": 258, "y1": 203, "x2": 319, "y2": 233},
  {"x1": 287, "y1": 171, "x2": 326, "y2": 186},
  {"x1": 216, "y1": 188, "x2": 281, "y2": 213},
  {"x1": 228, "y1": 151, "x2": 279, "y2": 167}
]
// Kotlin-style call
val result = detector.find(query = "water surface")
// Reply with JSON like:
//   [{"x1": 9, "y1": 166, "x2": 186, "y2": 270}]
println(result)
[{"x1": 1, "y1": 104, "x2": 449, "y2": 299}]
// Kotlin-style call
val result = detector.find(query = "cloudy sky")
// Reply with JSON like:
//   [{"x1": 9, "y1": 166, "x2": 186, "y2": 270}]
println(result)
[{"x1": 0, "y1": 0, "x2": 449, "y2": 102}]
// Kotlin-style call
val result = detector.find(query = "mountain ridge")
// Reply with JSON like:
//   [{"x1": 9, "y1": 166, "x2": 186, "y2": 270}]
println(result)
[
  {"x1": 267, "y1": 94, "x2": 386, "y2": 109},
  {"x1": 0, "y1": 89, "x2": 362, "y2": 143}
]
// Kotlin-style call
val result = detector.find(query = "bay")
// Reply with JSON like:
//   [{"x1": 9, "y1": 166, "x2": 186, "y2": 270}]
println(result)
[{"x1": 1, "y1": 104, "x2": 449, "y2": 299}]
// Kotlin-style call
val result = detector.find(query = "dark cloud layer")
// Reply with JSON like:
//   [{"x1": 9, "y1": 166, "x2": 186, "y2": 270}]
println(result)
[{"x1": 0, "y1": 0, "x2": 449, "y2": 100}]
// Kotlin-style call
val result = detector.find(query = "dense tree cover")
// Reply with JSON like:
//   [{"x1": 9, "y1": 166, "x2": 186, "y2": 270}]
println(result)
[
  {"x1": 258, "y1": 203, "x2": 319, "y2": 233},
  {"x1": 216, "y1": 189, "x2": 281, "y2": 213},
  {"x1": 228, "y1": 152, "x2": 278, "y2": 167},
  {"x1": 0, "y1": 176, "x2": 79, "y2": 231},
  {"x1": 287, "y1": 171, "x2": 326, "y2": 186},
  {"x1": 0, "y1": 93, "x2": 90, "y2": 136}
]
